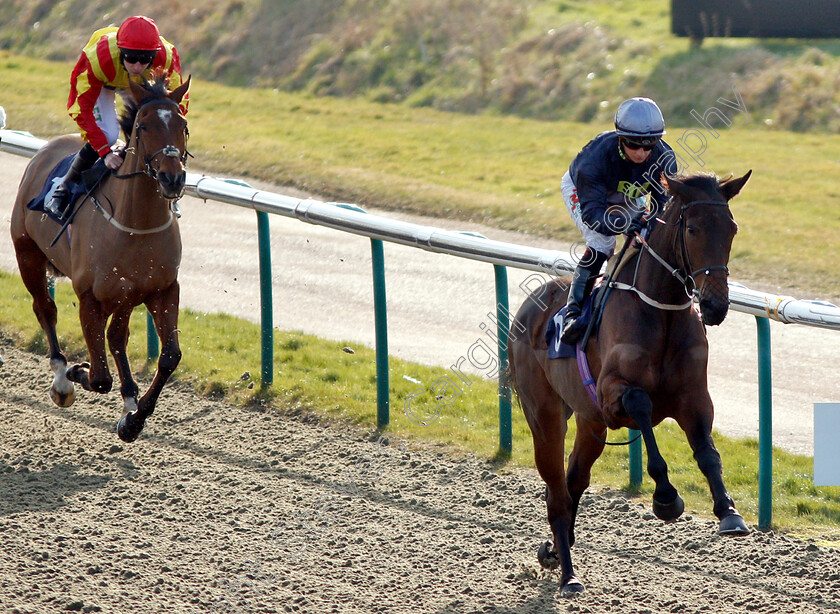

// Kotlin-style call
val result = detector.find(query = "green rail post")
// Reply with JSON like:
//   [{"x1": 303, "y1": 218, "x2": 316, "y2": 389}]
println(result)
[
  {"x1": 146, "y1": 311, "x2": 159, "y2": 360},
  {"x1": 371, "y1": 238, "x2": 389, "y2": 428},
  {"x1": 494, "y1": 264, "x2": 512, "y2": 455},
  {"x1": 257, "y1": 210, "x2": 274, "y2": 388},
  {"x1": 629, "y1": 429, "x2": 643, "y2": 488},
  {"x1": 756, "y1": 316, "x2": 772, "y2": 530}
]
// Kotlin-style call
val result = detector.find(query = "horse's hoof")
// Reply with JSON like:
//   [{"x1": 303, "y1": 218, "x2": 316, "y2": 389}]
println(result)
[
  {"x1": 537, "y1": 541, "x2": 561, "y2": 570},
  {"x1": 560, "y1": 577, "x2": 585, "y2": 597},
  {"x1": 49, "y1": 385, "x2": 75, "y2": 408},
  {"x1": 719, "y1": 513, "x2": 750, "y2": 536},
  {"x1": 117, "y1": 412, "x2": 146, "y2": 443},
  {"x1": 653, "y1": 493, "x2": 685, "y2": 521},
  {"x1": 65, "y1": 363, "x2": 89, "y2": 384}
]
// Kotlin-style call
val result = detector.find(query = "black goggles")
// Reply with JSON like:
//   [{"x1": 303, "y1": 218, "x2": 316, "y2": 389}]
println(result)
[
  {"x1": 121, "y1": 50, "x2": 157, "y2": 65},
  {"x1": 622, "y1": 137, "x2": 659, "y2": 151}
]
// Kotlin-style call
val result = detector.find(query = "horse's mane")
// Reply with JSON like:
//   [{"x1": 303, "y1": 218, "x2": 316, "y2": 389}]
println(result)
[
  {"x1": 661, "y1": 171, "x2": 726, "y2": 220},
  {"x1": 119, "y1": 69, "x2": 172, "y2": 140}
]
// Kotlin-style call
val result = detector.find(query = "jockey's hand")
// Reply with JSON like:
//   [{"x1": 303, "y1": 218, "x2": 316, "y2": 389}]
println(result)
[
  {"x1": 625, "y1": 216, "x2": 645, "y2": 236},
  {"x1": 104, "y1": 151, "x2": 124, "y2": 170}
]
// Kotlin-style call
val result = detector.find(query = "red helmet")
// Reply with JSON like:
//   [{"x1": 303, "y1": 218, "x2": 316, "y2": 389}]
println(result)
[{"x1": 116, "y1": 15, "x2": 161, "y2": 51}]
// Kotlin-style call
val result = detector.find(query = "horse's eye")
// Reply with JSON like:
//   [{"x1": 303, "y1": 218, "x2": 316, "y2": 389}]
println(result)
[{"x1": 686, "y1": 225, "x2": 697, "y2": 235}]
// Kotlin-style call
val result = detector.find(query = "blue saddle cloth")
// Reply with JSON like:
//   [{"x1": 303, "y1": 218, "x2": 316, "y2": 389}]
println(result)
[
  {"x1": 545, "y1": 286, "x2": 599, "y2": 359},
  {"x1": 27, "y1": 154, "x2": 105, "y2": 223}
]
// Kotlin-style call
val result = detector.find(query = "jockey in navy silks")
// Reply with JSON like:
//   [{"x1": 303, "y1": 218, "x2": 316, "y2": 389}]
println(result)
[{"x1": 559, "y1": 97, "x2": 679, "y2": 344}]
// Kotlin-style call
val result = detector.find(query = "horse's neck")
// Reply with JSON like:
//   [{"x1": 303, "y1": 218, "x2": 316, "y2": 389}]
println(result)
[
  {"x1": 625, "y1": 221, "x2": 688, "y2": 306},
  {"x1": 109, "y1": 142, "x2": 171, "y2": 229}
]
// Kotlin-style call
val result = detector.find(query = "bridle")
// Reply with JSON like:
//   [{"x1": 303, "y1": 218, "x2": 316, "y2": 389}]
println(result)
[
  {"x1": 675, "y1": 199, "x2": 732, "y2": 293},
  {"x1": 113, "y1": 98, "x2": 192, "y2": 182},
  {"x1": 614, "y1": 198, "x2": 732, "y2": 309},
  {"x1": 90, "y1": 97, "x2": 191, "y2": 235}
]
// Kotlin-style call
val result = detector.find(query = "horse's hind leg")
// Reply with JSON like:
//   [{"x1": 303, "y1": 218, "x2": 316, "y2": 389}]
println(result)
[
  {"x1": 621, "y1": 386, "x2": 684, "y2": 521},
  {"x1": 69, "y1": 290, "x2": 113, "y2": 394},
  {"x1": 513, "y1": 350, "x2": 583, "y2": 595},
  {"x1": 12, "y1": 237, "x2": 75, "y2": 406},
  {"x1": 118, "y1": 282, "x2": 181, "y2": 443},
  {"x1": 565, "y1": 415, "x2": 607, "y2": 546}
]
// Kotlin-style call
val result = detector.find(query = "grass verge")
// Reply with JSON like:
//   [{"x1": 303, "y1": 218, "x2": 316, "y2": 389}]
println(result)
[
  {"x1": 0, "y1": 270, "x2": 837, "y2": 544},
  {"x1": 2, "y1": 53, "x2": 840, "y2": 300}
]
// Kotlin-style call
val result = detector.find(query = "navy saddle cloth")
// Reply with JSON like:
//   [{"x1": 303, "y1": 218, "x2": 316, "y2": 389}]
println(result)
[
  {"x1": 545, "y1": 285, "x2": 599, "y2": 359},
  {"x1": 27, "y1": 154, "x2": 108, "y2": 223}
]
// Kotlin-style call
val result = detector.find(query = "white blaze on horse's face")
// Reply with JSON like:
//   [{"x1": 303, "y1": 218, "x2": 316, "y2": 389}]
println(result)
[{"x1": 157, "y1": 108, "x2": 173, "y2": 129}]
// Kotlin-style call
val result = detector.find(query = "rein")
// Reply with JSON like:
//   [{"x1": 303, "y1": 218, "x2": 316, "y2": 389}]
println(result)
[
  {"x1": 91, "y1": 196, "x2": 174, "y2": 235},
  {"x1": 89, "y1": 96, "x2": 188, "y2": 235},
  {"x1": 611, "y1": 199, "x2": 731, "y2": 310},
  {"x1": 112, "y1": 98, "x2": 192, "y2": 183}
]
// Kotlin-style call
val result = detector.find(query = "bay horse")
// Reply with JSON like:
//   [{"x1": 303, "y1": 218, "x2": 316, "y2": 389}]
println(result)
[
  {"x1": 10, "y1": 71, "x2": 190, "y2": 442},
  {"x1": 509, "y1": 170, "x2": 752, "y2": 595}
]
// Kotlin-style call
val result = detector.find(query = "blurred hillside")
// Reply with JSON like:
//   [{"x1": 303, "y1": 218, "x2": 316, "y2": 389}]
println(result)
[{"x1": 3, "y1": 0, "x2": 840, "y2": 132}]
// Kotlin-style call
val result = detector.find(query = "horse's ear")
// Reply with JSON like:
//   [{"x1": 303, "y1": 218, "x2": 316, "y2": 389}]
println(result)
[
  {"x1": 128, "y1": 77, "x2": 148, "y2": 104},
  {"x1": 665, "y1": 175, "x2": 691, "y2": 202},
  {"x1": 170, "y1": 75, "x2": 191, "y2": 105},
  {"x1": 721, "y1": 170, "x2": 752, "y2": 202}
]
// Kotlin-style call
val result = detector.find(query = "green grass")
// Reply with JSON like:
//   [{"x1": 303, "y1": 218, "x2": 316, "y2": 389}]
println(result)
[
  {"x1": 1, "y1": 271, "x2": 838, "y2": 542},
  {"x1": 3, "y1": 52, "x2": 840, "y2": 301}
]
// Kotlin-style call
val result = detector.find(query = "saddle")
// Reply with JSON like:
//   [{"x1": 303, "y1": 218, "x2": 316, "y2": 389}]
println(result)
[
  {"x1": 27, "y1": 154, "x2": 109, "y2": 223},
  {"x1": 545, "y1": 280, "x2": 602, "y2": 359}
]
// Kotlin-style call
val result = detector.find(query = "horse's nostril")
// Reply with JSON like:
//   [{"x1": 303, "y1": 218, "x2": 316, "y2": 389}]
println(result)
[
  {"x1": 700, "y1": 299, "x2": 729, "y2": 326},
  {"x1": 159, "y1": 172, "x2": 185, "y2": 192}
]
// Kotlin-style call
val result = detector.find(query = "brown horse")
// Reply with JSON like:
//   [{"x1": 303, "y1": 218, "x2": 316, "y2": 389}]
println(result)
[
  {"x1": 509, "y1": 170, "x2": 752, "y2": 595},
  {"x1": 10, "y1": 72, "x2": 190, "y2": 442}
]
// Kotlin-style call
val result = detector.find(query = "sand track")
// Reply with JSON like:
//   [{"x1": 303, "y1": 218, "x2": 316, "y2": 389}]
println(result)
[{"x1": 0, "y1": 338, "x2": 839, "y2": 614}]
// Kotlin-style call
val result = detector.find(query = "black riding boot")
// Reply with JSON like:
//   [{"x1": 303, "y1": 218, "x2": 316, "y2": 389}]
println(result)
[
  {"x1": 560, "y1": 249, "x2": 608, "y2": 345},
  {"x1": 45, "y1": 144, "x2": 98, "y2": 218}
]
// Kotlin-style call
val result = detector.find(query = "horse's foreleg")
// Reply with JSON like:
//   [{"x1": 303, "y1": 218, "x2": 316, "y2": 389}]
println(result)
[
  {"x1": 679, "y1": 415, "x2": 750, "y2": 535},
  {"x1": 621, "y1": 386, "x2": 684, "y2": 521},
  {"x1": 107, "y1": 307, "x2": 140, "y2": 416},
  {"x1": 13, "y1": 241, "x2": 75, "y2": 406},
  {"x1": 72, "y1": 291, "x2": 112, "y2": 394},
  {"x1": 118, "y1": 283, "x2": 181, "y2": 443},
  {"x1": 566, "y1": 415, "x2": 607, "y2": 546}
]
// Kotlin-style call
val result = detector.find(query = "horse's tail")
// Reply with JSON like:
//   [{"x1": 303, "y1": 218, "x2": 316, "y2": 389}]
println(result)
[
  {"x1": 499, "y1": 363, "x2": 523, "y2": 414},
  {"x1": 499, "y1": 364, "x2": 513, "y2": 395}
]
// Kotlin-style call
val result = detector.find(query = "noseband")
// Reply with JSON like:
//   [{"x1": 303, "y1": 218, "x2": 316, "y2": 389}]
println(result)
[
  {"x1": 613, "y1": 198, "x2": 732, "y2": 310},
  {"x1": 114, "y1": 98, "x2": 192, "y2": 183}
]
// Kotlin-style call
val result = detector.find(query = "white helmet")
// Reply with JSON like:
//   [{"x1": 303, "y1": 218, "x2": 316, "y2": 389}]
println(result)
[{"x1": 614, "y1": 97, "x2": 665, "y2": 143}]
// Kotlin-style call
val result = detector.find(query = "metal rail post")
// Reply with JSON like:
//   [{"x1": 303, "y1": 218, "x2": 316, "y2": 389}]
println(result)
[
  {"x1": 257, "y1": 211, "x2": 274, "y2": 388},
  {"x1": 147, "y1": 312, "x2": 159, "y2": 360},
  {"x1": 494, "y1": 264, "x2": 512, "y2": 455},
  {"x1": 371, "y1": 239, "x2": 389, "y2": 428},
  {"x1": 756, "y1": 316, "x2": 772, "y2": 529}
]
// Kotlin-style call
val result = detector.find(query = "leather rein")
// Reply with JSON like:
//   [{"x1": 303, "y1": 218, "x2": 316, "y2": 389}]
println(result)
[
  {"x1": 111, "y1": 98, "x2": 192, "y2": 182},
  {"x1": 612, "y1": 199, "x2": 731, "y2": 310},
  {"x1": 94, "y1": 98, "x2": 191, "y2": 235}
]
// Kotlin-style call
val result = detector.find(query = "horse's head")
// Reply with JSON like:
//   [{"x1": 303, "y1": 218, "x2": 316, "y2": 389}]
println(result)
[
  {"x1": 665, "y1": 170, "x2": 751, "y2": 326},
  {"x1": 125, "y1": 71, "x2": 191, "y2": 199}
]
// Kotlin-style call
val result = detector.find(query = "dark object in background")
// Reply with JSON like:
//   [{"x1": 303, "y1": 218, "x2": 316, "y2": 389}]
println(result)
[{"x1": 672, "y1": 0, "x2": 840, "y2": 46}]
